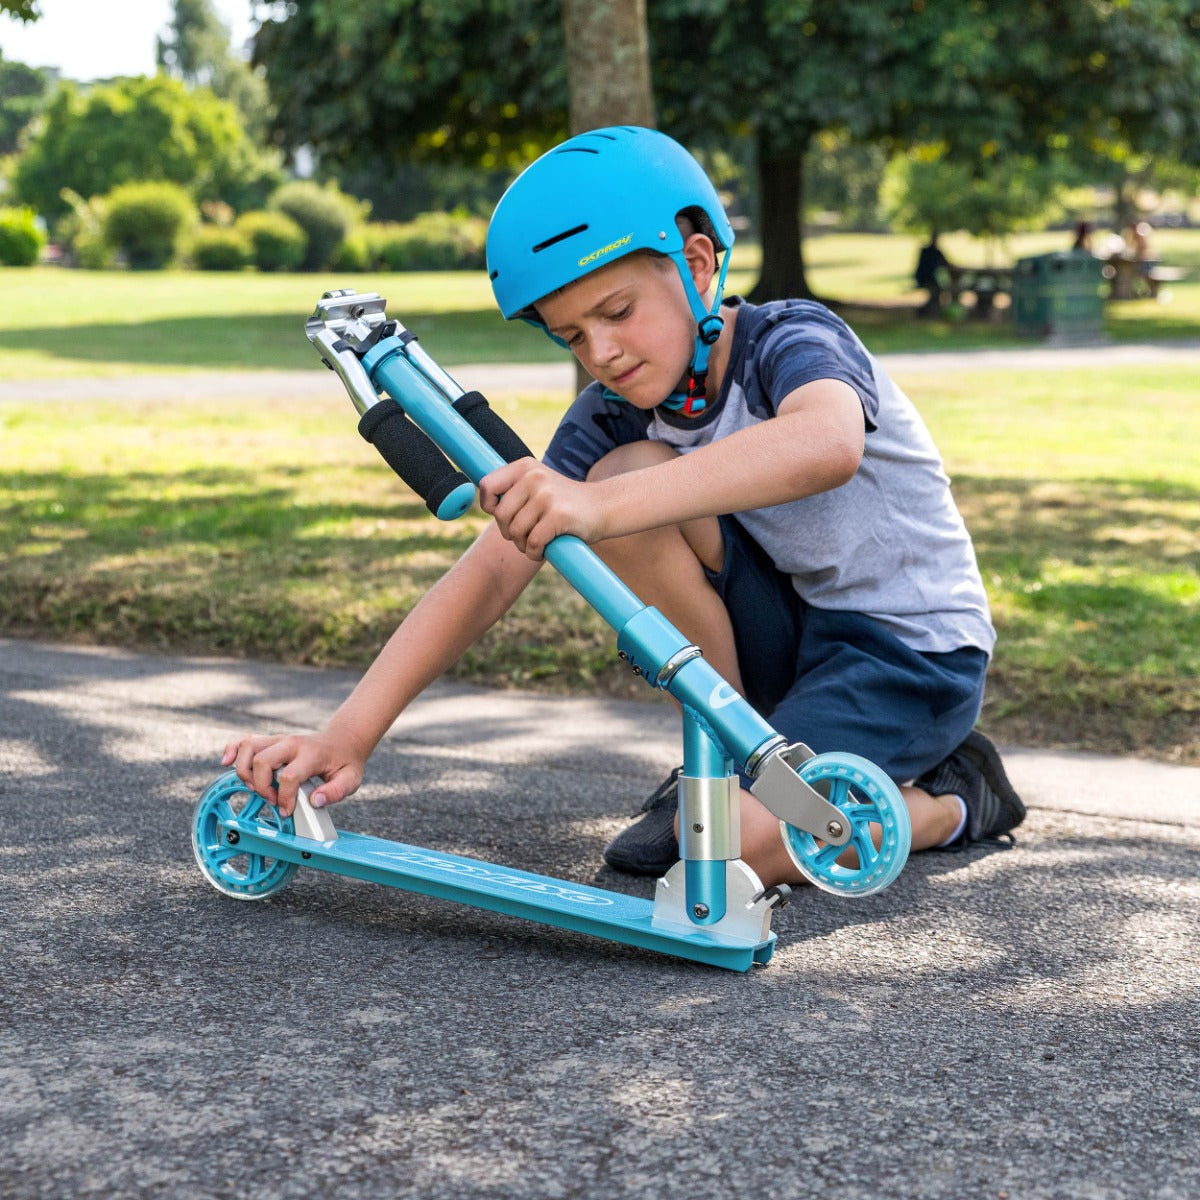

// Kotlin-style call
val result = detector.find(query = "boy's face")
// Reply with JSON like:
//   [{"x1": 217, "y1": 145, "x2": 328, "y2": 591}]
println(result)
[{"x1": 534, "y1": 253, "x2": 696, "y2": 408}]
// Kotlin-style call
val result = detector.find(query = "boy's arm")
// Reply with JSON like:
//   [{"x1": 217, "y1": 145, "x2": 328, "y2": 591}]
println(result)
[
  {"x1": 481, "y1": 378, "x2": 865, "y2": 560},
  {"x1": 224, "y1": 522, "x2": 541, "y2": 815}
]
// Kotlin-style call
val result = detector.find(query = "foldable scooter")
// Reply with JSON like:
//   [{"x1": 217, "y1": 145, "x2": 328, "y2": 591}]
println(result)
[{"x1": 191, "y1": 290, "x2": 912, "y2": 971}]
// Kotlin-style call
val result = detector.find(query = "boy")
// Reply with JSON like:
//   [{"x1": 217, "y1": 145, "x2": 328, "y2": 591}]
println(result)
[{"x1": 224, "y1": 126, "x2": 1024, "y2": 889}]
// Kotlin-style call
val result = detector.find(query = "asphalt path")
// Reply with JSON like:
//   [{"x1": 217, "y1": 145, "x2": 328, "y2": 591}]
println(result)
[{"x1": 2, "y1": 637, "x2": 1198, "y2": 1199}]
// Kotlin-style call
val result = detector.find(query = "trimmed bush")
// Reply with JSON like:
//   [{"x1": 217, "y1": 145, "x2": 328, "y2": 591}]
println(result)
[
  {"x1": 102, "y1": 180, "x2": 197, "y2": 269},
  {"x1": 234, "y1": 210, "x2": 307, "y2": 272},
  {"x1": 269, "y1": 180, "x2": 366, "y2": 271},
  {"x1": 331, "y1": 229, "x2": 370, "y2": 272},
  {"x1": 366, "y1": 212, "x2": 487, "y2": 272},
  {"x1": 55, "y1": 188, "x2": 113, "y2": 269},
  {"x1": 192, "y1": 225, "x2": 250, "y2": 271},
  {"x1": 0, "y1": 206, "x2": 46, "y2": 266}
]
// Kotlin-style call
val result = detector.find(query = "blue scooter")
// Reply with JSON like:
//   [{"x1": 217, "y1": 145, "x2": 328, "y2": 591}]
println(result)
[{"x1": 191, "y1": 290, "x2": 912, "y2": 971}]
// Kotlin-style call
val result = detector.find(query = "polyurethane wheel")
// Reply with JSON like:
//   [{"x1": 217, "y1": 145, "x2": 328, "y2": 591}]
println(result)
[
  {"x1": 191, "y1": 770, "x2": 299, "y2": 900},
  {"x1": 781, "y1": 753, "x2": 911, "y2": 897}
]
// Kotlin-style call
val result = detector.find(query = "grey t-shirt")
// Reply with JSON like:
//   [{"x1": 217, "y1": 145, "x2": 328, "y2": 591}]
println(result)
[{"x1": 542, "y1": 298, "x2": 995, "y2": 657}]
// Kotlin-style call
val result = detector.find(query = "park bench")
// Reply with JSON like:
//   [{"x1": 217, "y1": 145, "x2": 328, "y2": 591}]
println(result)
[
  {"x1": 947, "y1": 264, "x2": 1013, "y2": 318},
  {"x1": 1103, "y1": 254, "x2": 1187, "y2": 300}
]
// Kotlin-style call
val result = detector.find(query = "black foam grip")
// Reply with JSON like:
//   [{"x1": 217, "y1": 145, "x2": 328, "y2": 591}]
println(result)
[
  {"x1": 358, "y1": 402, "x2": 472, "y2": 517},
  {"x1": 453, "y1": 391, "x2": 533, "y2": 463}
]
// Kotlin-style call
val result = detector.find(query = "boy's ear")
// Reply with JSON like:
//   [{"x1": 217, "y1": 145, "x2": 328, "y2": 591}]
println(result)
[{"x1": 681, "y1": 231, "x2": 717, "y2": 294}]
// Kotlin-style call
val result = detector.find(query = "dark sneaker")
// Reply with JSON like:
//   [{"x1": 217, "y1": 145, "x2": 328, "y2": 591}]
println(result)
[
  {"x1": 917, "y1": 730, "x2": 1026, "y2": 848},
  {"x1": 602, "y1": 767, "x2": 682, "y2": 876}
]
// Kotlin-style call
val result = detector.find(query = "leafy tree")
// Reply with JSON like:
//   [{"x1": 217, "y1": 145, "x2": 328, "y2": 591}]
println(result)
[
  {"x1": 0, "y1": 1, "x2": 39, "y2": 20},
  {"x1": 883, "y1": 148, "x2": 1066, "y2": 245},
  {"x1": 157, "y1": 0, "x2": 273, "y2": 141},
  {"x1": 252, "y1": 0, "x2": 566, "y2": 171},
  {"x1": 0, "y1": 52, "x2": 51, "y2": 156},
  {"x1": 653, "y1": 0, "x2": 1200, "y2": 299},
  {"x1": 804, "y1": 135, "x2": 888, "y2": 231},
  {"x1": 11, "y1": 74, "x2": 279, "y2": 219},
  {"x1": 252, "y1": 0, "x2": 1200, "y2": 300}
]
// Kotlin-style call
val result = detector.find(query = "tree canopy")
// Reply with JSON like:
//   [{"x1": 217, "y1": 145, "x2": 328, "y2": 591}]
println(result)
[
  {"x1": 0, "y1": 51, "x2": 50, "y2": 156},
  {"x1": 11, "y1": 74, "x2": 279, "y2": 218},
  {"x1": 252, "y1": 0, "x2": 566, "y2": 170},
  {"x1": 157, "y1": 0, "x2": 272, "y2": 141},
  {"x1": 250, "y1": 1, "x2": 1200, "y2": 297},
  {"x1": 0, "y1": 0, "x2": 39, "y2": 21}
]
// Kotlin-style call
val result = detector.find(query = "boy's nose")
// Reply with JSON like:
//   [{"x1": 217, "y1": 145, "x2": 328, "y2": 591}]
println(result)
[{"x1": 590, "y1": 330, "x2": 621, "y2": 365}]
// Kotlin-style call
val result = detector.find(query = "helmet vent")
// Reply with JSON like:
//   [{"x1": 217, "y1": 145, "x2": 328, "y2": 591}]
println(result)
[{"x1": 532, "y1": 224, "x2": 589, "y2": 254}]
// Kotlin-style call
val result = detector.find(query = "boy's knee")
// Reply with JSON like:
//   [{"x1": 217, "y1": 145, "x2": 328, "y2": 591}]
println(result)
[{"x1": 586, "y1": 439, "x2": 679, "y2": 483}]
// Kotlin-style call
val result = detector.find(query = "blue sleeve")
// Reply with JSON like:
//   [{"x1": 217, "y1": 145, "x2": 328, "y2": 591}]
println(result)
[
  {"x1": 542, "y1": 383, "x2": 654, "y2": 481},
  {"x1": 755, "y1": 303, "x2": 880, "y2": 431}
]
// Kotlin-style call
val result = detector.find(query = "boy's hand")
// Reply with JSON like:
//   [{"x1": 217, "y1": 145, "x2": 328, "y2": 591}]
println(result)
[
  {"x1": 220, "y1": 731, "x2": 365, "y2": 818},
  {"x1": 479, "y1": 458, "x2": 602, "y2": 560}
]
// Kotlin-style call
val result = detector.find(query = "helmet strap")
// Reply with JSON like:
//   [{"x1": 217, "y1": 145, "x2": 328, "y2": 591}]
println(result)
[{"x1": 656, "y1": 244, "x2": 731, "y2": 416}]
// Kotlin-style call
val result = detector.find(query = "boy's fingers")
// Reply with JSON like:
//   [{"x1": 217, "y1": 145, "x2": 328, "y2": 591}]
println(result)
[
  {"x1": 274, "y1": 758, "x2": 324, "y2": 816},
  {"x1": 242, "y1": 738, "x2": 298, "y2": 804},
  {"x1": 309, "y1": 765, "x2": 360, "y2": 809}
]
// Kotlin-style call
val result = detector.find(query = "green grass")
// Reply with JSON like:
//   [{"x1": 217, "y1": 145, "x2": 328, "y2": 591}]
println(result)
[
  {"x1": 1, "y1": 227, "x2": 1197, "y2": 377},
  {"x1": 2, "y1": 358, "x2": 1197, "y2": 763},
  {"x1": 0, "y1": 269, "x2": 559, "y2": 376},
  {"x1": 899, "y1": 365, "x2": 1199, "y2": 761}
]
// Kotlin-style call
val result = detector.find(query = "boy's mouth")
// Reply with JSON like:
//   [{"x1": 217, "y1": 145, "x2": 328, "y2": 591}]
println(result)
[{"x1": 612, "y1": 363, "x2": 643, "y2": 387}]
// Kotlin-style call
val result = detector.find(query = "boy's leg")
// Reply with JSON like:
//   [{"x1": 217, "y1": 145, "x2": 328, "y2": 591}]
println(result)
[
  {"x1": 586, "y1": 441, "x2": 746, "y2": 691},
  {"x1": 588, "y1": 445, "x2": 1020, "y2": 886}
]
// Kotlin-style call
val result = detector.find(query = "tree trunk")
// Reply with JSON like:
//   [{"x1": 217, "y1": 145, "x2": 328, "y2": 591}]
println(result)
[
  {"x1": 561, "y1": 0, "x2": 655, "y2": 392},
  {"x1": 748, "y1": 134, "x2": 816, "y2": 303},
  {"x1": 562, "y1": 0, "x2": 655, "y2": 132}
]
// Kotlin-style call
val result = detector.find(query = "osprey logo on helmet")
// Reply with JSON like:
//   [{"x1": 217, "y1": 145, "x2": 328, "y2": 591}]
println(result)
[{"x1": 578, "y1": 234, "x2": 633, "y2": 268}]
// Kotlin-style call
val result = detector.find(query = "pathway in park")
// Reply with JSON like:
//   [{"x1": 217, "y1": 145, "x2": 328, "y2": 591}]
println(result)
[{"x1": 2, "y1": 637, "x2": 1199, "y2": 1198}]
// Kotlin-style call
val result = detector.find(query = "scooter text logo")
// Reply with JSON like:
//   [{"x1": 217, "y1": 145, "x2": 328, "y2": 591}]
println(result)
[{"x1": 377, "y1": 849, "x2": 615, "y2": 907}]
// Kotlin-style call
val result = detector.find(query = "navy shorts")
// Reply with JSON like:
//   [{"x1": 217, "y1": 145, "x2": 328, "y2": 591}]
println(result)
[{"x1": 705, "y1": 515, "x2": 988, "y2": 784}]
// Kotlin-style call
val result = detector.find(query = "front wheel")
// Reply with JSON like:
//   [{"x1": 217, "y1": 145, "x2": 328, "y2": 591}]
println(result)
[
  {"x1": 781, "y1": 753, "x2": 911, "y2": 897},
  {"x1": 191, "y1": 771, "x2": 299, "y2": 900}
]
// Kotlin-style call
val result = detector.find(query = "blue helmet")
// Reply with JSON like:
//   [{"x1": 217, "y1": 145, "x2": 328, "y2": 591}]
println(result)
[{"x1": 486, "y1": 126, "x2": 735, "y2": 408}]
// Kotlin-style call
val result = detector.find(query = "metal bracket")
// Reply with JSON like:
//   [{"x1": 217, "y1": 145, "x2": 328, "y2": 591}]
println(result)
[
  {"x1": 678, "y1": 774, "x2": 740, "y2": 861},
  {"x1": 305, "y1": 289, "x2": 390, "y2": 346},
  {"x1": 304, "y1": 290, "x2": 394, "y2": 416},
  {"x1": 292, "y1": 778, "x2": 339, "y2": 843},
  {"x1": 749, "y1": 743, "x2": 851, "y2": 845},
  {"x1": 652, "y1": 858, "x2": 776, "y2": 946}
]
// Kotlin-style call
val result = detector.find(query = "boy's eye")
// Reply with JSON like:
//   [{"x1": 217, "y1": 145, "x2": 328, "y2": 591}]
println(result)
[{"x1": 607, "y1": 305, "x2": 632, "y2": 322}]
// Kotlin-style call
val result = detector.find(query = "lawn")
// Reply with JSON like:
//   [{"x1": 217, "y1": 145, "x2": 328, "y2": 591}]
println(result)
[
  {"x1": 2, "y1": 352, "x2": 1197, "y2": 763},
  {"x1": 1, "y1": 227, "x2": 1198, "y2": 377}
]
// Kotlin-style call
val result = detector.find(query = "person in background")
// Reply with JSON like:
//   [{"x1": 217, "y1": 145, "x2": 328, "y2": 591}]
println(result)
[{"x1": 914, "y1": 232, "x2": 952, "y2": 317}]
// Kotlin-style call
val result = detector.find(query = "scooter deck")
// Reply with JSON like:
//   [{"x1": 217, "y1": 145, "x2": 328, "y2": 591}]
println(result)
[{"x1": 224, "y1": 816, "x2": 776, "y2": 972}]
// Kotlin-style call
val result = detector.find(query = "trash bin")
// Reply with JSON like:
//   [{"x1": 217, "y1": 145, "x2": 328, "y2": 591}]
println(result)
[{"x1": 1011, "y1": 251, "x2": 1106, "y2": 343}]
